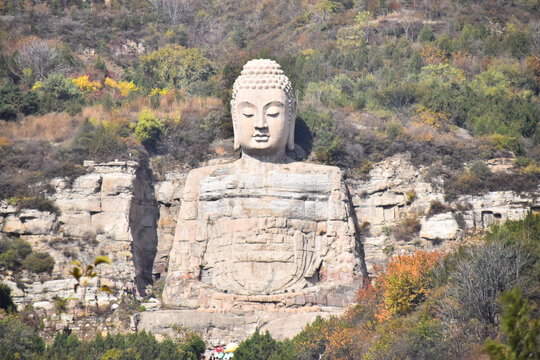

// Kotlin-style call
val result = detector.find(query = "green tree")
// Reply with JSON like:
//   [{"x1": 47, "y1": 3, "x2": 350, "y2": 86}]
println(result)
[
  {"x1": 484, "y1": 287, "x2": 539, "y2": 360},
  {"x1": 337, "y1": 10, "x2": 373, "y2": 48},
  {"x1": 467, "y1": 67, "x2": 539, "y2": 138},
  {"x1": 503, "y1": 23, "x2": 532, "y2": 58},
  {"x1": 71, "y1": 121, "x2": 128, "y2": 161},
  {"x1": 135, "y1": 109, "x2": 164, "y2": 151},
  {"x1": 22, "y1": 251, "x2": 55, "y2": 274},
  {"x1": 456, "y1": 23, "x2": 486, "y2": 54},
  {"x1": 235, "y1": 329, "x2": 295, "y2": 360},
  {"x1": 293, "y1": 316, "x2": 330, "y2": 359},
  {"x1": 141, "y1": 45, "x2": 215, "y2": 94},
  {"x1": 70, "y1": 255, "x2": 112, "y2": 350},
  {"x1": 418, "y1": 63, "x2": 470, "y2": 126},
  {"x1": 0, "y1": 81, "x2": 40, "y2": 120},
  {"x1": 0, "y1": 238, "x2": 32, "y2": 271},
  {"x1": 298, "y1": 107, "x2": 343, "y2": 165},
  {"x1": 45, "y1": 332, "x2": 81, "y2": 360},
  {"x1": 0, "y1": 313, "x2": 45, "y2": 359},
  {"x1": 178, "y1": 332, "x2": 205, "y2": 360},
  {"x1": 436, "y1": 34, "x2": 453, "y2": 57},
  {"x1": 408, "y1": 51, "x2": 424, "y2": 74},
  {"x1": 0, "y1": 283, "x2": 16, "y2": 313},
  {"x1": 418, "y1": 24, "x2": 435, "y2": 42},
  {"x1": 34, "y1": 73, "x2": 83, "y2": 114}
]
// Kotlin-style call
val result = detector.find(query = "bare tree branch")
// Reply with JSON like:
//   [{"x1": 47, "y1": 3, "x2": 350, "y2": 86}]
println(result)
[
  {"x1": 14, "y1": 40, "x2": 65, "y2": 81},
  {"x1": 147, "y1": 0, "x2": 196, "y2": 25}
]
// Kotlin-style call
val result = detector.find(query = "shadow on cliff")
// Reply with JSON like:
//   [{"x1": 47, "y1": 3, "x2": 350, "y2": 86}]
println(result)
[
  {"x1": 129, "y1": 156, "x2": 159, "y2": 296},
  {"x1": 294, "y1": 116, "x2": 313, "y2": 157}
]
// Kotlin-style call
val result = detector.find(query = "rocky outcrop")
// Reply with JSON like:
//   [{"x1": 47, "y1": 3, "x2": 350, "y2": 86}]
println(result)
[
  {"x1": 0, "y1": 159, "x2": 159, "y2": 318},
  {"x1": 349, "y1": 153, "x2": 539, "y2": 272},
  {"x1": 138, "y1": 307, "x2": 343, "y2": 344},
  {"x1": 152, "y1": 172, "x2": 186, "y2": 278}
]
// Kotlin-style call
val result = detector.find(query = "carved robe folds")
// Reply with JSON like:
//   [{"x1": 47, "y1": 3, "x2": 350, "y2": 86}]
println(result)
[{"x1": 162, "y1": 160, "x2": 361, "y2": 308}]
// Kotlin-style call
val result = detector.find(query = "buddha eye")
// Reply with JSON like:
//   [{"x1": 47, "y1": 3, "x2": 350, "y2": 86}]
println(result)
[
  {"x1": 266, "y1": 106, "x2": 281, "y2": 118},
  {"x1": 242, "y1": 112, "x2": 254, "y2": 118}
]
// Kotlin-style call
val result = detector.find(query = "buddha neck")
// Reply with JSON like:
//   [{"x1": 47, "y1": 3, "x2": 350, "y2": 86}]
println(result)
[{"x1": 240, "y1": 149, "x2": 288, "y2": 166}]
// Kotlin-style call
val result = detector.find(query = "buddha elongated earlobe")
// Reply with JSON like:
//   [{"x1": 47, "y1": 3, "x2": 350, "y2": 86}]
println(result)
[
  {"x1": 231, "y1": 102, "x2": 240, "y2": 150},
  {"x1": 234, "y1": 133, "x2": 240, "y2": 150},
  {"x1": 286, "y1": 100, "x2": 296, "y2": 151},
  {"x1": 287, "y1": 122, "x2": 295, "y2": 151}
]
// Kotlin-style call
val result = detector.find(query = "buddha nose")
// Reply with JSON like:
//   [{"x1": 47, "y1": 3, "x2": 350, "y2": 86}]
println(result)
[{"x1": 254, "y1": 111, "x2": 267, "y2": 129}]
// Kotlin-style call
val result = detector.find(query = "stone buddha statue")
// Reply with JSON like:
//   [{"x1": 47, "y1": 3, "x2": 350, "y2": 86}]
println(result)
[{"x1": 162, "y1": 59, "x2": 361, "y2": 309}]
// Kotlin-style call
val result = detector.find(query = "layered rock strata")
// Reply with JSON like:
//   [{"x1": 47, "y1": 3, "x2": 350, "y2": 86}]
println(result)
[{"x1": 0, "y1": 159, "x2": 158, "y2": 312}]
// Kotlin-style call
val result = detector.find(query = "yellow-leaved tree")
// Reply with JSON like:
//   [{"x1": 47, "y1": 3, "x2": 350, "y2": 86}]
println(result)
[{"x1": 70, "y1": 255, "x2": 112, "y2": 350}]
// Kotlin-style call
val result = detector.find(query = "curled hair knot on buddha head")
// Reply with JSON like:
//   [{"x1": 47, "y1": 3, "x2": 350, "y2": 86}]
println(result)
[{"x1": 231, "y1": 59, "x2": 297, "y2": 152}]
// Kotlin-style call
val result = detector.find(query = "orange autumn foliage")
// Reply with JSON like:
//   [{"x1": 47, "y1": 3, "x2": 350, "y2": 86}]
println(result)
[
  {"x1": 352, "y1": 250, "x2": 442, "y2": 324},
  {"x1": 375, "y1": 250, "x2": 442, "y2": 320},
  {"x1": 324, "y1": 325, "x2": 362, "y2": 360},
  {"x1": 421, "y1": 44, "x2": 448, "y2": 65}
]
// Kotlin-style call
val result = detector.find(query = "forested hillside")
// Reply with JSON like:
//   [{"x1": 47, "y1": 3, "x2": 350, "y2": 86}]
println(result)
[
  {"x1": 0, "y1": 0, "x2": 539, "y2": 202},
  {"x1": 0, "y1": 1, "x2": 539, "y2": 359}
]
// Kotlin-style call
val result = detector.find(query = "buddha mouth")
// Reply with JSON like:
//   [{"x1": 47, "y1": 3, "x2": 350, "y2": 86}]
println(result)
[{"x1": 253, "y1": 134, "x2": 269, "y2": 142}]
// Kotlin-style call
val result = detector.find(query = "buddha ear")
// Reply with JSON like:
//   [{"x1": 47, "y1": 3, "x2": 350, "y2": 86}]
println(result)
[
  {"x1": 287, "y1": 105, "x2": 296, "y2": 152},
  {"x1": 232, "y1": 101, "x2": 240, "y2": 150},
  {"x1": 234, "y1": 133, "x2": 240, "y2": 150}
]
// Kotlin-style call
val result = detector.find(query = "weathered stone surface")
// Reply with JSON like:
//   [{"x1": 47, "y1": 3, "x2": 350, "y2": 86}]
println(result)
[
  {"x1": 91, "y1": 212, "x2": 130, "y2": 240},
  {"x1": 56, "y1": 195, "x2": 101, "y2": 212},
  {"x1": 155, "y1": 181, "x2": 175, "y2": 203},
  {"x1": 163, "y1": 159, "x2": 361, "y2": 306},
  {"x1": 3, "y1": 215, "x2": 23, "y2": 233},
  {"x1": 420, "y1": 213, "x2": 460, "y2": 240},
  {"x1": 348, "y1": 153, "x2": 538, "y2": 273},
  {"x1": 3, "y1": 210, "x2": 56, "y2": 235},
  {"x1": 71, "y1": 173, "x2": 101, "y2": 194},
  {"x1": 0, "y1": 159, "x2": 157, "y2": 322},
  {"x1": 101, "y1": 173, "x2": 134, "y2": 195},
  {"x1": 138, "y1": 308, "x2": 343, "y2": 345},
  {"x1": 57, "y1": 212, "x2": 93, "y2": 237}
]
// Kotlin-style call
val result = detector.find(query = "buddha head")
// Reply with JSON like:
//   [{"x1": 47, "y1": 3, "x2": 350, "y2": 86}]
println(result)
[{"x1": 231, "y1": 59, "x2": 296, "y2": 158}]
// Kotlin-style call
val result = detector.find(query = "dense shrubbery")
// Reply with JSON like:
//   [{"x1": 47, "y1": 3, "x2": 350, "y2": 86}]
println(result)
[
  {"x1": 234, "y1": 329, "x2": 295, "y2": 360},
  {"x1": 0, "y1": 283, "x2": 16, "y2": 313},
  {"x1": 140, "y1": 45, "x2": 216, "y2": 95},
  {"x1": 0, "y1": 312, "x2": 45, "y2": 359},
  {"x1": 0, "y1": 318, "x2": 205, "y2": 360},
  {"x1": 0, "y1": 237, "x2": 55, "y2": 275}
]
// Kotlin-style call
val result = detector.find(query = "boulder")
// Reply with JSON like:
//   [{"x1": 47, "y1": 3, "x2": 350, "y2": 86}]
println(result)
[{"x1": 420, "y1": 213, "x2": 460, "y2": 240}]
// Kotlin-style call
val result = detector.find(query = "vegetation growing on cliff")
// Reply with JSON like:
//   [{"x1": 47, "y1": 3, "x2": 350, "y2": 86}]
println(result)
[{"x1": 0, "y1": 237, "x2": 55, "y2": 275}]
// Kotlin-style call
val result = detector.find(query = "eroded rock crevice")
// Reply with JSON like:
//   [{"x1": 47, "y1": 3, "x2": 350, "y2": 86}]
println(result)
[{"x1": 129, "y1": 157, "x2": 159, "y2": 296}]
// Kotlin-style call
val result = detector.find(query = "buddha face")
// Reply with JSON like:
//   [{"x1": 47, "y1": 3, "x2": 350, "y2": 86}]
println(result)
[{"x1": 234, "y1": 88, "x2": 292, "y2": 156}]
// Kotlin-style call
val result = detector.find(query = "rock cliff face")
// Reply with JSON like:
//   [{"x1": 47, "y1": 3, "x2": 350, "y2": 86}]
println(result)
[
  {"x1": 0, "y1": 153, "x2": 538, "y2": 343},
  {"x1": 0, "y1": 160, "x2": 159, "y2": 332},
  {"x1": 349, "y1": 153, "x2": 539, "y2": 272}
]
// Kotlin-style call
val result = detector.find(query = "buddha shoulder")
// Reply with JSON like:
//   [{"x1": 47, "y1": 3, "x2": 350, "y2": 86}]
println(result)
[
  {"x1": 283, "y1": 160, "x2": 343, "y2": 177},
  {"x1": 182, "y1": 162, "x2": 235, "y2": 199}
]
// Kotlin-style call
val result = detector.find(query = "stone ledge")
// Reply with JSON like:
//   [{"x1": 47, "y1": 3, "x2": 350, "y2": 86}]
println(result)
[{"x1": 137, "y1": 307, "x2": 344, "y2": 345}]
